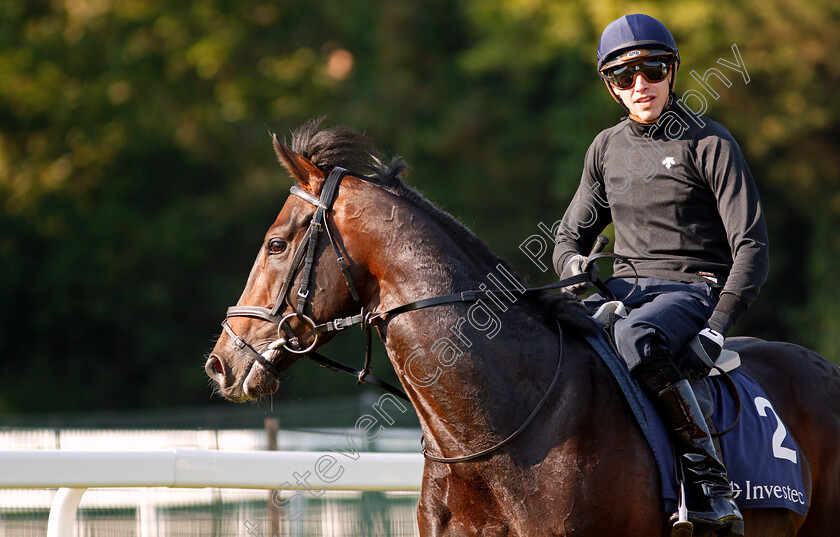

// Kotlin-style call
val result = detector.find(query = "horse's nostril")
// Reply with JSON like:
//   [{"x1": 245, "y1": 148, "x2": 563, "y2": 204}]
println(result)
[{"x1": 206, "y1": 356, "x2": 225, "y2": 380}]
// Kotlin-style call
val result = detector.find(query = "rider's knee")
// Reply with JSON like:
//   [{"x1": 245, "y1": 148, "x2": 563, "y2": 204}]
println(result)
[{"x1": 632, "y1": 337, "x2": 685, "y2": 394}]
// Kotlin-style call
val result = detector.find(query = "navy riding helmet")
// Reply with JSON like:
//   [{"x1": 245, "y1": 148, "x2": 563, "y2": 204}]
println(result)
[
  {"x1": 597, "y1": 14, "x2": 679, "y2": 73},
  {"x1": 596, "y1": 14, "x2": 680, "y2": 105}
]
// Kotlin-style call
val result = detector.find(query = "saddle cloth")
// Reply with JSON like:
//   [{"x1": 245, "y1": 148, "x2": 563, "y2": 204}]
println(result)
[{"x1": 584, "y1": 331, "x2": 808, "y2": 516}]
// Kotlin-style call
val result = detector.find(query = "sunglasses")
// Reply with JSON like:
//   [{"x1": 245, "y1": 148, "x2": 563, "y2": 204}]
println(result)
[{"x1": 602, "y1": 59, "x2": 674, "y2": 90}]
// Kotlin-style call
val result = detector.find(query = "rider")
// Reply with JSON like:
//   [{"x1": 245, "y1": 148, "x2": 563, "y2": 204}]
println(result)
[{"x1": 553, "y1": 13, "x2": 769, "y2": 536}]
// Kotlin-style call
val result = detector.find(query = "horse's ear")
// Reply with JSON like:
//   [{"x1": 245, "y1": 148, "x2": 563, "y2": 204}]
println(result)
[{"x1": 272, "y1": 133, "x2": 323, "y2": 189}]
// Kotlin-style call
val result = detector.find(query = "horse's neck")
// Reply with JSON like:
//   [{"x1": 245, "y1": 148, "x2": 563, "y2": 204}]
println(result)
[{"x1": 362, "y1": 198, "x2": 562, "y2": 455}]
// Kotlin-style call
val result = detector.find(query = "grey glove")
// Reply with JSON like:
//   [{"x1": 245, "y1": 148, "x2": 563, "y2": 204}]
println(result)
[{"x1": 560, "y1": 254, "x2": 599, "y2": 295}]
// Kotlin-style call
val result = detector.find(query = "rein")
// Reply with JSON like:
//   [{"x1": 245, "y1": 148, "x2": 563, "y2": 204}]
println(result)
[{"x1": 221, "y1": 167, "x2": 626, "y2": 462}]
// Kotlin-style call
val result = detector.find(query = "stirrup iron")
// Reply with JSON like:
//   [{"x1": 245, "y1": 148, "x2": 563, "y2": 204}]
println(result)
[{"x1": 672, "y1": 482, "x2": 694, "y2": 537}]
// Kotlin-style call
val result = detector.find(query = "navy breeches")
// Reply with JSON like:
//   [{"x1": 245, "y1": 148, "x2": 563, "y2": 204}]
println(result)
[{"x1": 586, "y1": 278, "x2": 719, "y2": 370}]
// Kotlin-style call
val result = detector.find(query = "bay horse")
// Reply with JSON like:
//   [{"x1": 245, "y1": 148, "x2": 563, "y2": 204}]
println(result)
[{"x1": 206, "y1": 120, "x2": 840, "y2": 536}]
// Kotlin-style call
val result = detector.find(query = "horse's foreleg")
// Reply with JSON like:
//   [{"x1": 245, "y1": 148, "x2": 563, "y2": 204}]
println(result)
[
  {"x1": 417, "y1": 496, "x2": 512, "y2": 537},
  {"x1": 417, "y1": 470, "x2": 515, "y2": 537}
]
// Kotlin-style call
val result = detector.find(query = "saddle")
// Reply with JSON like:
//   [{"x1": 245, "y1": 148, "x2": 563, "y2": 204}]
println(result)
[
  {"x1": 585, "y1": 301, "x2": 808, "y2": 518},
  {"x1": 590, "y1": 300, "x2": 742, "y2": 376},
  {"x1": 590, "y1": 299, "x2": 741, "y2": 450}
]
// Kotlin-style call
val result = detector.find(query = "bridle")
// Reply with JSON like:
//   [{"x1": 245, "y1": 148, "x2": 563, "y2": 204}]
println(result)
[
  {"x1": 224, "y1": 166, "x2": 423, "y2": 403},
  {"x1": 221, "y1": 167, "x2": 392, "y2": 390},
  {"x1": 219, "y1": 166, "x2": 629, "y2": 463}
]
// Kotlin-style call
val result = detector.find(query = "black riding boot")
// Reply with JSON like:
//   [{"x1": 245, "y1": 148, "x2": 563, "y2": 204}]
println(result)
[{"x1": 657, "y1": 380, "x2": 744, "y2": 536}]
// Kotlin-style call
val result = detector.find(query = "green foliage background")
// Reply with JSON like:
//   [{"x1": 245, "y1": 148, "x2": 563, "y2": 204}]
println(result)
[{"x1": 1, "y1": 0, "x2": 838, "y2": 414}]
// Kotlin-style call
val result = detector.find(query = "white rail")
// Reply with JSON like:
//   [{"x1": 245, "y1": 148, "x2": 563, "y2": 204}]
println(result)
[{"x1": 0, "y1": 449, "x2": 425, "y2": 537}]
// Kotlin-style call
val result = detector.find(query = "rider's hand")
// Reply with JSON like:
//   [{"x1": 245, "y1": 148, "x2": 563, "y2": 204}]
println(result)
[
  {"x1": 678, "y1": 325, "x2": 724, "y2": 380},
  {"x1": 560, "y1": 254, "x2": 599, "y2": 295}
]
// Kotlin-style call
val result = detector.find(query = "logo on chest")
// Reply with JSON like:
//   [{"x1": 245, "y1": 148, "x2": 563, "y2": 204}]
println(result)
[{"x1": 662, "y1": 157, "x2": 676, "y2": 169}]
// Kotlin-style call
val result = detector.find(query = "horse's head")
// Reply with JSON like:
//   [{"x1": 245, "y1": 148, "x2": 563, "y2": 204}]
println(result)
[{"x1": 206, "y1": 122, "x2": 401, "y2": 401}]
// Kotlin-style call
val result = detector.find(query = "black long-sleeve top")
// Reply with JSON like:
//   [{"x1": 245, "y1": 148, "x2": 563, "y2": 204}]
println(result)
[{"x1": 553, "y1": 104, "x2": 769, "y2": 332}]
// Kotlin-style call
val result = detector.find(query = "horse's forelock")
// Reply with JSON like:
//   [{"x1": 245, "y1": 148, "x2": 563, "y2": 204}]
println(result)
[{"x1": 286, "y1": 118, "x2": 405, "y2": 185}]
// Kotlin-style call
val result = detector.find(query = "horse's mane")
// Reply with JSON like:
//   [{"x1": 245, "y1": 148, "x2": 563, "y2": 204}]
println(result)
[{"x1": 287, "y1": 118, "x2": 596, "y2": 333}]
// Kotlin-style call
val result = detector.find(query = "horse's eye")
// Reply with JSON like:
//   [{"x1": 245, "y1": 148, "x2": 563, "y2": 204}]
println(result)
[{"x1": 268, "y1": 239, "x2": 287, "y2": 254}]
